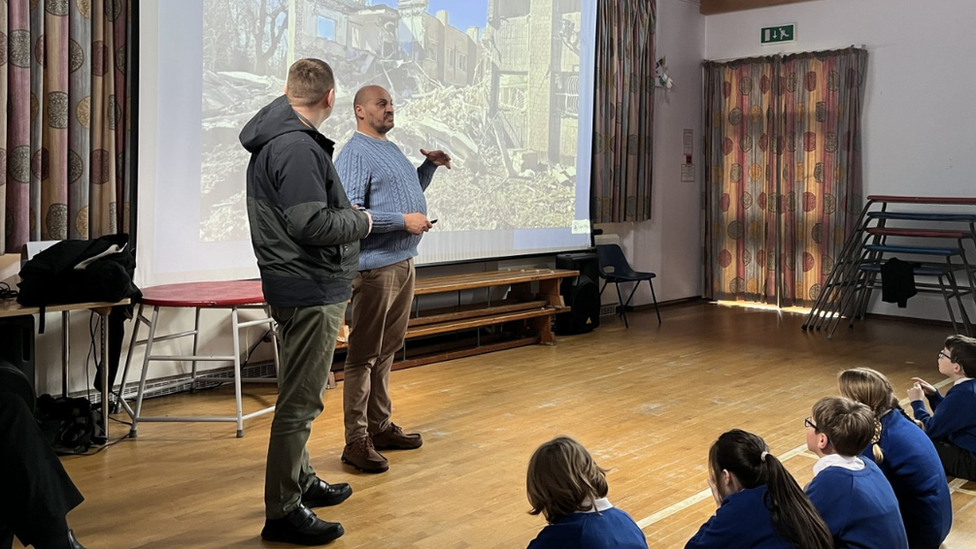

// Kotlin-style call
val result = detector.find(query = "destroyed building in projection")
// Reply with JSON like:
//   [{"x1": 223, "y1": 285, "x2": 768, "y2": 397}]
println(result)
[{"x1": 200, "y1": 0, "x2": 583, "y2": 241}]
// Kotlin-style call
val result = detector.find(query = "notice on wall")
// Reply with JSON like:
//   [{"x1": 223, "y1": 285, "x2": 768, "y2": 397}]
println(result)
[{"x1": 682, "y1": 129, "x2": 695, "y2": 182}]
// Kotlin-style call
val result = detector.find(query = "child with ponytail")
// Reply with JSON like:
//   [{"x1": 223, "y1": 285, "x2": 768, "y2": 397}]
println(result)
[
  {"x1": 685, "y1": 429, "x2": 832, "y2": 549},
  {"x1": 839, "y1": 368, "x2": 951, "y2": 549}
]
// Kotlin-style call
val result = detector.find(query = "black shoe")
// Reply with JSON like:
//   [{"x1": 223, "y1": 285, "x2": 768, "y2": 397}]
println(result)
[
  {"x1": 67, "y1": 530, "x2": 87, "y2": 549},
  {"x1": 261, "y1": 505, "x2": 344, "y2": 546},
  {"x1": 34, "y1": 529, "x2": 87, "y2": 549},
  {"x1": 301, "y1": 477, "x2": 352, "y2": 508}
]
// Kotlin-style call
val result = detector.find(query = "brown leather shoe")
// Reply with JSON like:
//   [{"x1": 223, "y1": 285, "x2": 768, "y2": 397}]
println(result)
[
  {"x1": 341, "y1": 436, "x2": 389, "y2": 473},
  {"x1": 371, "y1": 423, "x2": 423, "y2": 450}
]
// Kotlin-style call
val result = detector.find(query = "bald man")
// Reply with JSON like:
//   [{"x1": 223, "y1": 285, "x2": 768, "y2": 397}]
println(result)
[{"x1": 334, "y1": 85, "x2": 451, "y2": 473}]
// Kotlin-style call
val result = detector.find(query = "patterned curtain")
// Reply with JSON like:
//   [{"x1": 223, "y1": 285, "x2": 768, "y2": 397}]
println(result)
[
  {"x1": 1, "y1": 0, "x2": 131, "y2": 254},
  {"x1": 703, "y1": 48, "x2": 866, "y2": 306},
  {"x1": 591, "y1": 0, "x2": 655, "y2": 223},
  {"x1": 703, "y1": 57, "x2": 780, "y2": 303}
]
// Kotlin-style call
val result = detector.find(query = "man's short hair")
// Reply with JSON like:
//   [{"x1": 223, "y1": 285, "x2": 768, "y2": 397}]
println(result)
[
  {"x1": 286, "y1": 58, "x2": 335, "y2": 107},
  {"x1": 812, "y1": 396, "x2": 875, "y2": 457}
]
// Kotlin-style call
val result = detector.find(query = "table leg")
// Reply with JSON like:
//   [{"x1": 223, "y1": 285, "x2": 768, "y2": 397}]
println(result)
[
  {"x1": 537, "y1": 279, "x2": 564, "y2": 307},
  {"x1": 62, "y1": 311, "x2": 70, "y2": 397},
  {"x1": 100, "y1": 311, "x2": 109, "y2": 440}
]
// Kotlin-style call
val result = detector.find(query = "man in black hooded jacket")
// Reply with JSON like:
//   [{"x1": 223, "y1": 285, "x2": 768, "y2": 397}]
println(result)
[{"x1": 240, "y1": 58, "x2": 371, "y2": 546}]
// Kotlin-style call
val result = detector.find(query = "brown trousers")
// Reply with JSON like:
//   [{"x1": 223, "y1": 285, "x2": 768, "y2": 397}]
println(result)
[{"x1": 343, "y1": 258, "x2": 415, "y2": 444}]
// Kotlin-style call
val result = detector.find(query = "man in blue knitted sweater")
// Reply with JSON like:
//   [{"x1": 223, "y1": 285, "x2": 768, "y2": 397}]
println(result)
[
  {"x1": 335, "y1": 85, "x2": 451, "y2": 473},
  {"x1": 910, "y1": 334, "x2": 976, "y2": 480}
]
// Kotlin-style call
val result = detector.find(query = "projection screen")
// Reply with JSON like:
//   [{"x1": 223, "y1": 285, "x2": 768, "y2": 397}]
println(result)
[{"x1": 137, "y1": 0, "x2": 596, "y2": 285}]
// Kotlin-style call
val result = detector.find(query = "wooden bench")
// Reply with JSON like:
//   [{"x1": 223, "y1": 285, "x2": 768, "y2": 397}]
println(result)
[{"x1": 333, "y1": 268, "x2": 578, "y2": 377}]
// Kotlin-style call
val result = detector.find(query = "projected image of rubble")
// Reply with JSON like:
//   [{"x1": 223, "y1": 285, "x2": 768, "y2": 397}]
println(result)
[{"x1": 200, "y1": 0, "x2": 584, "y2": 241}]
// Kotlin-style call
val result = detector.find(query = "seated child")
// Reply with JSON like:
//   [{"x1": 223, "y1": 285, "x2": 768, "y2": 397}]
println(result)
[
  {"x1": 909, "y1": 334, "x2": 976, "y2": 481},
  {"x1": 805, "y1": 396, "x2": 908, "y2": 549},
  {"x1": 839, "y1": 367, "x2": 952, "y2": 549},
  {"x1": 686, "y1": 429, "x2": 832, "y2": 549},
  {"x1": 526, "y1": 436, "x2": 647, "y2": 549}
]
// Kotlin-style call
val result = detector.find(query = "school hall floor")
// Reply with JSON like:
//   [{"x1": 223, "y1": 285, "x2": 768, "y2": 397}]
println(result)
[{"x1": 29, "y1": 301, "x2": 976, "y2": 548}]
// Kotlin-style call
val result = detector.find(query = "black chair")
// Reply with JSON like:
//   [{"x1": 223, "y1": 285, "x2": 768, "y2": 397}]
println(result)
[{"x1": 596, "y1": 244, "x2": 661, "y2": 328}]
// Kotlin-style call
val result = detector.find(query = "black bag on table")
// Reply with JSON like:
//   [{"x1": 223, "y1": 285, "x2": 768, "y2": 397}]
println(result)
[
  {"x1": 16, "y1": 233, "x2": 141, "y2": 393},
  {"x1": 17, "y1": 233, "x2": 141, "y2": 307}
]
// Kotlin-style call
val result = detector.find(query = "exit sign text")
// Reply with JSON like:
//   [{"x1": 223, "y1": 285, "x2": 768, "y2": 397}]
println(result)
[{"x1": 761, "y1": 24, "x2": 796, "y2": 44}]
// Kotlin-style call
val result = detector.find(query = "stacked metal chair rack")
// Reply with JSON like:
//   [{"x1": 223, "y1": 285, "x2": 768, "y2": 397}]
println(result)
[{"x1": 803, "y1": 195, "x2": 976, "y2": 338}]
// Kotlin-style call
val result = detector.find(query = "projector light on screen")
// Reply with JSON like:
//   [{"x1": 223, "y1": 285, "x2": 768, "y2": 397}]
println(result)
[{"x1": 138, "y1": 0, "x2": 596, "y2": 286}]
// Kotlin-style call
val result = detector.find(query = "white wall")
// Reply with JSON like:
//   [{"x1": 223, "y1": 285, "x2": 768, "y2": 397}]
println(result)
[
  {"x1": 596, "y1": 0, "x2": 706, "y2": 307},
  {"x1": 705, "y1": 0, "x2": 976, "y2": 320}
]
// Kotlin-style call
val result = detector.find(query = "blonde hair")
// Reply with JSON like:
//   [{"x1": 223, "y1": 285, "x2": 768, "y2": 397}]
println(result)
[
  {"x1": 285, "y1": 58, "x2": 335, "y2": 107},
  {"x1": 838, "y1": 368, "x2": 899, "y2": 463},
  {"x1": 526, "y1": 437, "x2": 608, "y2": 524},
  {"x1": 811, "y1": 396, "x2": 876, "y2": 457}
]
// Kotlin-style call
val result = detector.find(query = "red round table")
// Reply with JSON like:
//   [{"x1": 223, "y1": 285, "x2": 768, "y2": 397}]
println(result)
[{"x1": 120, "y1": 280, "x2": 279, "y2": 438}]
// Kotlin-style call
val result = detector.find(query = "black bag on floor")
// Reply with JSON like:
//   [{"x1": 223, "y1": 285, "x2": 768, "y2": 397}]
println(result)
[{"x1": 34, "y1": 394, "x2": 101, "y2": 455}]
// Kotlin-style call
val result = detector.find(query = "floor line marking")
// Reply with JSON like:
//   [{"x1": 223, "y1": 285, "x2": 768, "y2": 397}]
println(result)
[{"x1": 637, "y1": 377, "x2": 954, "y2": 531}]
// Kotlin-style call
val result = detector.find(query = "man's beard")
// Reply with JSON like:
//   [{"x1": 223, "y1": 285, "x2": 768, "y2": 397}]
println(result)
[{"x1": 375, "y1": 115, "x2": 394, "y2": 134}]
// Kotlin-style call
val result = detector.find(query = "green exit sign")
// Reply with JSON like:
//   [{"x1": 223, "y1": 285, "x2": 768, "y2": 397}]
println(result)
[{"x1": 761, "y1": 24, "x2": 796, "y2": 44}]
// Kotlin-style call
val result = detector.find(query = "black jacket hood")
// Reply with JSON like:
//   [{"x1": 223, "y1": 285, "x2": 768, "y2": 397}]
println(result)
[
  {"x1": 241, "y1": 95, "x2": 368, "y2": 308},
  {"x1": 240, "y1": 95, "x2": 324, "y2": 153}
]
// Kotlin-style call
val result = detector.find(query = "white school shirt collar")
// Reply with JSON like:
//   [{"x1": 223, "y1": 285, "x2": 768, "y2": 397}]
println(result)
[
  {"x1": 579, "y1": 497, "x2": 614, "y2": 513},
  {"x1": 954, "y1": 377, "x2": 973, "y2": 386},
  {"x1": 813, "y1": 454, "x2": 865, "y2": 477}
]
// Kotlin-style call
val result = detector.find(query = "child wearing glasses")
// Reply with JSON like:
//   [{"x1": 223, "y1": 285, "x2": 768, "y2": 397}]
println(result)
[
  {"x1": 909, "y1": 334, "x2": 976, "y2": 481},
  {"x1": 525, "y1": 437, "x2": 647, "y2": 549},
  {"x1": 685, "y1": 429, "x2": 832, "y2": 549},
  {"x1": 804, "y1": 397, "x2": 908, "y2": 549},
  {"x1": 839, "y1": 368, "x2": 952, "y2": 549}
]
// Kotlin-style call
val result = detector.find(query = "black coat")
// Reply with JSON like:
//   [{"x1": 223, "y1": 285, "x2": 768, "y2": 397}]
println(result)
[{"x1": 240, "y1": 96, "x2": 370, "y2": 307}]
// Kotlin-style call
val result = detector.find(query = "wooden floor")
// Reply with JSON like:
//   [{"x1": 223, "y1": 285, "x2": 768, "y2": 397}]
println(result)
[{"x1": 31, "y1": 302, "x2": 976, "y2": 548}]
